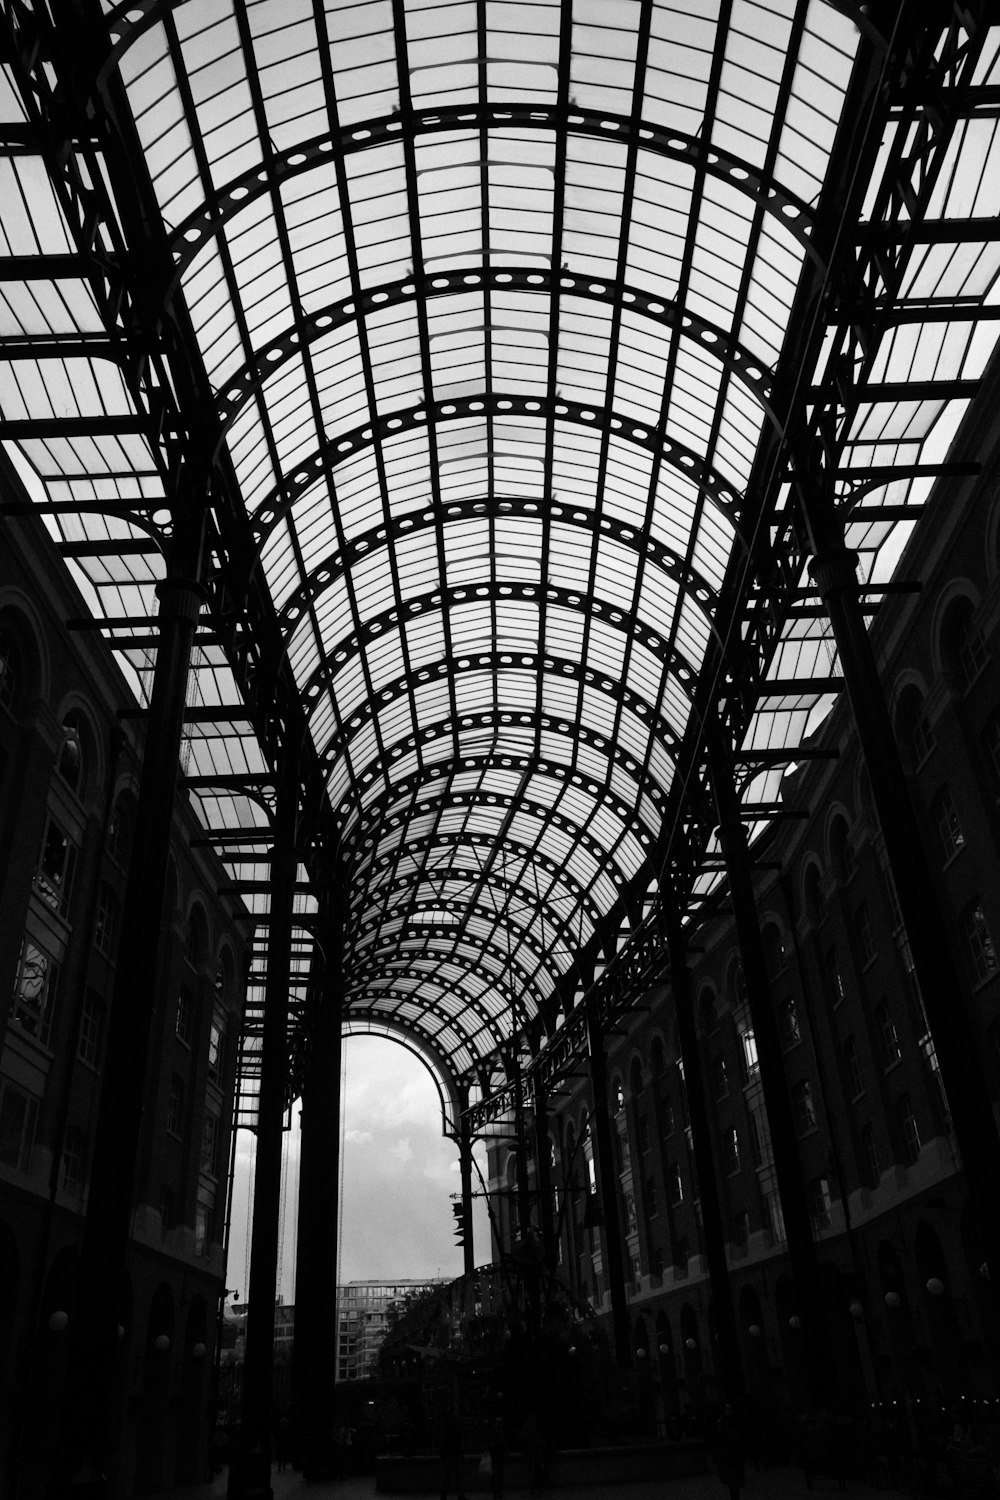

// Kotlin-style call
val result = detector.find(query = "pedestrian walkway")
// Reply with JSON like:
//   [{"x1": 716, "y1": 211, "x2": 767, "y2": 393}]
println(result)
[{"x1": 180, "y1": 1463, "x2": 900, "y2": 1500}]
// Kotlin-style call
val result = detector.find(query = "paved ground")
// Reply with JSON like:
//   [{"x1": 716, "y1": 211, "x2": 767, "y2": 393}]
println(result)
[{"x1": 182, "y1": 1463, "x2": 900, "y2": 1500}]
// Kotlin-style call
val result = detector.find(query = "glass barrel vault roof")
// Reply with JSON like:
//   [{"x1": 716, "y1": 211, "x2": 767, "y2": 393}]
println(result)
[{"x1": 1, "y1": 1, "x2": 999, "y2": 1116}]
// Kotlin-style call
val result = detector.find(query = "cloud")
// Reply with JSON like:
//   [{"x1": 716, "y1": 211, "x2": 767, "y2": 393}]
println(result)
[{"x1": 226, "y1": 1034, "x2": 494, "y2": 1296}]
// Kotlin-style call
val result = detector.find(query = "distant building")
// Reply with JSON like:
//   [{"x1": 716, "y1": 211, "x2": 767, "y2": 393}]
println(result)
[
  {"x1": 336, "y1": 1278, "x2": 449, "y2": 1381},
  {"x1": 255, "y1": 1280, "x2": 449, "y2": 1380}
]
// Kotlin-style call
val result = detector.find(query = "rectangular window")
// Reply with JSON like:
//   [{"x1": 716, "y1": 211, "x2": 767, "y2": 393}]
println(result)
[
  {"x1": 176, "y1": 986, "x2": 193, "y2": 1045},
  {"x1": 201, "y1": 1113, "x2": 219, "y2": 1176},
  {"x1": 661, "y1": 1098, "x2": 675, "y2": 1136},
  {"x1": 93, "y1": 882, "x2": 121, "y2": 958},
  {"x1": 898, "y1": 1097, "x2": 922, "y2": 1165},
  {"x1": 78, "y1": 991, "x2": 105, "y2": 1068},
  {"x1": 159, "y1": 1184, "x2": 175, "y2": 1234},
  {"x1": 668, "y1": 1163, "x2": 683, "y2": 1205},
  {"x1": 733, "y1": 1210, "x2": 751, "y2": 1250},
  {"x1": 35, "y1": 818, "x2": 76, "y2": 914},
  {"x1": 962, "y1": 900, "x2": 998, "y2": 986},
  {"x1": 61, "y1": 1126, "x2": 87, "y2": 1197},
  {"x1": 11, "y1": 938, "x2": 60, "y2": 1047},
  {"x1": 644, "y1": 1178, "x2": 658, "y2": 1218},
  {"x1": 844, "y1": 1038, "x2": 864, "y2": 1099},
  {"x1": 855, "y1": 903, "x2": 877, "y2": 966},
  {"x1": 0, "y1": 1079, "x2": 38, "y2": 1172},
  {"x1": 933, "y1": 788, "x2": 965, "y2": 862},
  {"x1": 739, "y1": 1027, "x2": 760, "y2": 1081},
  {"x1": 861, "y1": 1123, "x2": 880, "y2": 1189},
  {"x1": 722, "y1": 1125, "x2": 740, "y2": 1175},
  {"x1": 877, "y1": 1002, "x2": 902, "y2": 1068},
  {"x1": 749, "y1": 1107, "x2": 772, "y2": 1168},
  {"x1": 207, "y1": 1018, "x2": 225, "y2": 1084},
  {"x1": 713, "y1": 1054, "x2": 730, "y2": 1099},
  {"x1": 809, "y1": 1177, "x2": 833, "y2": 1230},
  {"x1": 167, "y1": 1075, "x2": 184, "y2": 1137},
  {"x1": 779, "y1": 999, "x2": 801, "y2": 1050},
  {"x1": 195, "y1": 1202, "x2": 209, "y2": 1257},
  {"x1": 824, "y1": 950, "x2": 846, "y2": 1008},
  {"x1": 792, "y1": 1080, "x2": 817, "y2": 1135},
  {"x1": 763, "y1": 1189, "x2": 786, "y2": 1244}
]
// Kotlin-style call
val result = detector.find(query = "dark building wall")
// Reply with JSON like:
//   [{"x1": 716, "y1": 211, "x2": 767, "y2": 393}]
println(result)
[{"x1": 0, "y1": 495, "x2": 249, "y2": 1496}]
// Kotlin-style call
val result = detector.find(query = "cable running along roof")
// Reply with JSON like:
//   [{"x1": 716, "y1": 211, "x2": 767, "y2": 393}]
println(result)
[{"x1": 1, "y1": 0, "x2": 999, "y2": 1120}]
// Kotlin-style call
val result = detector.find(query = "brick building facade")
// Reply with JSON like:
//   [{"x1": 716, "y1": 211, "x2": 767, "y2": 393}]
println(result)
[{"x1": 0, "y1": 494, "x2": 249, "y2": 1497}]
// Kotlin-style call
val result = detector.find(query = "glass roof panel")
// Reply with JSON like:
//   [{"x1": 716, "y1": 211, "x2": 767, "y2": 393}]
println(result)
[{"x1": 6, "y1": 0, "x2": 999, "y2": 1106}]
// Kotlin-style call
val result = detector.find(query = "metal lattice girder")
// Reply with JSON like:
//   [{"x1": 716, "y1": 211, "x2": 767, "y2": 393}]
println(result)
[{"x1": 0, "y1": 0, "x2": 998, "y2": 1115}]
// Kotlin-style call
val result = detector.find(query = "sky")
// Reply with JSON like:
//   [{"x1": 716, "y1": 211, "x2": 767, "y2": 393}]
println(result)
[{"x1": 225, "y1": 1034, "x2": 492, "y2": 1304}]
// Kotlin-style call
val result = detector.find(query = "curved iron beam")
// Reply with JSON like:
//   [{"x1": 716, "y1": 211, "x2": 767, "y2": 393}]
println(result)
[
  {"x1": 161, "y1": 105, "x2": 815, "y2": 280},
  {"x1": 250, "y1": 390, "x2": 743, "y2": 551},
  {"x1": 277, "y1": 491, "x2": 721, "y2": 649},
  {"x1": 351, "y1": 773, "x2": 654, "y2": 879},
  {"x1": 353, "y1": 786, "x2": 646, "y2": 898},
  {"x1": 354, "y1": 828, "x2": 601, "y2": 929},
  {"x1": 339, "y1": 726, "x2": 666, "y2": 849},
  {"x1": 213, "y1": 267, "x2": 776, "y2": 444},
  {"x1": 342, "y1": 1002, "x2": 504, "y2": 1074},
  {"x1": 352, "y1": 880, "x2": 579, "y2": 960},
  {"x1": 350, "y1": 934, "x2": 545, "y2": 1003},
  {"x1": 305, "y1": 611, "x2": 698, "y2": 751},
  {"x1": 339, "y1": 1011, "x2": 463, "y2": 1114}
]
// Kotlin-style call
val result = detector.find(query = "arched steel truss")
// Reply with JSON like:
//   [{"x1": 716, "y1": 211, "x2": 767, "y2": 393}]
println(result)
[{"x1": 0, "y1": 0, "x2": 997, "y2": 1118}]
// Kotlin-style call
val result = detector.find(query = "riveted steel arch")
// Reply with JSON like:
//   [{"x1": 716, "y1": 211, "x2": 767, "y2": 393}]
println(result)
[
  {"x1": 214, "y1": 270, "x2": 778, "y2": 443},
  {"x1": 276, "y1": 498, "x2": 724, "y2": 645},
  {"x1": 167, "y1": 108, "x2": 817, "y2": 282},
  {"x1": 249, "y1": 391, "x2": 744, "y2": 550}
]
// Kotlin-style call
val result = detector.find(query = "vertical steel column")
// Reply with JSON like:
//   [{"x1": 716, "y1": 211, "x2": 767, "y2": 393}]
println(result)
[
  {"x1": 457, "y1": 1098, "x2": 476, "y2": 1277},
  {"x1": 586, "y1": 1009, "x2": 631, "y2": 1365},
  {"x1": 228, "y1": 769, "x2": 299, "y2": 1500},
  {"x1": 50, "y1": 509, "x2": 207, "y2": 1497},
  {"x1": 710, "y1": 738, "x2": 834, "y2": 1403},
  {"x1": 665, "y1": 910, "x2": 744, "y2": 1400},
  {"x1": 291, "y1": 895, "x2": 343, "y2": 1476},
  {"x1": 809, "y1": 539, "x2": 1000, "y2": 1288},
  {"x1": 533, "y1": 1079, "x2": 556, "y2": 1270}
]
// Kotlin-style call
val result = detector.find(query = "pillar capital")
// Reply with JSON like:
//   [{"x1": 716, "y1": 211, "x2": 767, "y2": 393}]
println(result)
[
  {"x1": 153, "y1": 573, "x2": 209, "y2": 625},
  {"x1": 808, "y1": 545, "x2": 860, "y2": 598}
]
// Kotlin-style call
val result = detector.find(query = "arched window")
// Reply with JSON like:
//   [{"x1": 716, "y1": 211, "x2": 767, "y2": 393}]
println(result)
[
  {"x1": 57, "y1": 711, "x2": 85, "y2": 791},
  {"x1": 107, "y1": 796, "x2": 132, "y2": 866},
  {"x1": 896, "y1": 686, "x2": 935, "y2": 768},
  {"x1": 697, "y1": 988, "x2": 718, "y2": 1036},
  {"x1": 943, "y1": 597, "x2": 988, "y2": 689},
  {"x1": 0, "y1": 625, "x2": 20, "y2": 713},
  {"x1": 803, "y1": 864, "x2": 823, "y2": 926},
  {"x1": 649, "y1": 1035, "x2": 665, "y2": 1078},
  {"x1": 829, "y1": 817, "x2": 856, "y2": 883},
  {"x1": 762, "y1": 924, "x2": 786, "y2": 978},
  {"x1": 186, "y1": 904, "x2": 209, "y2": 970}
]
